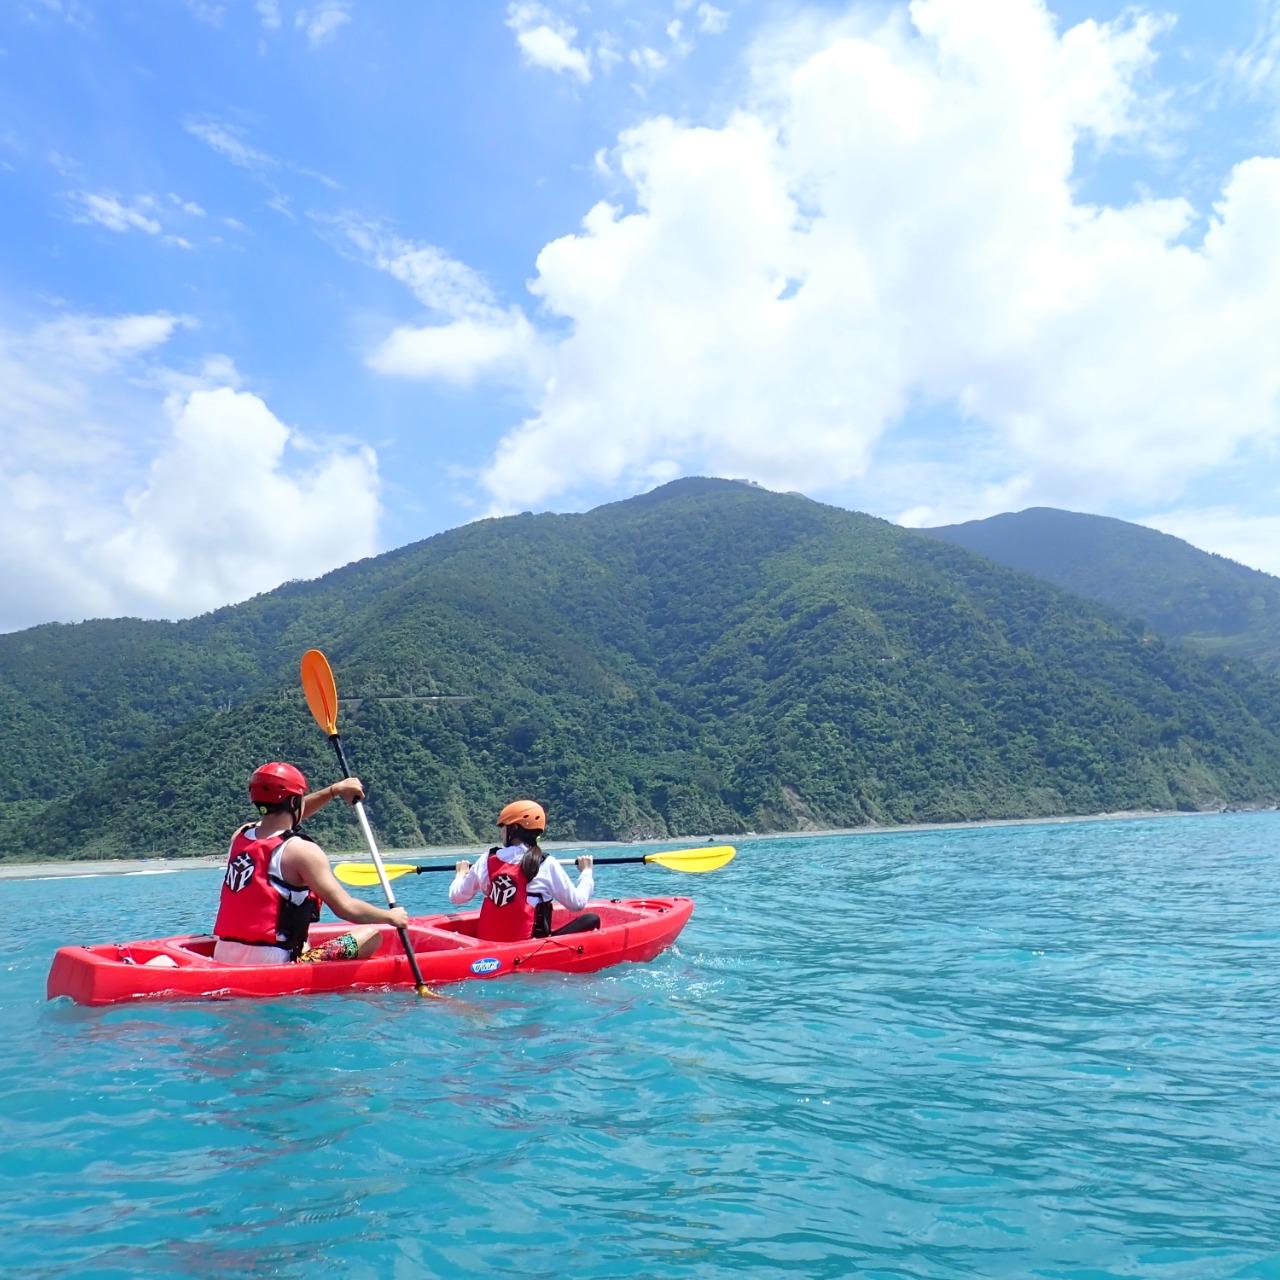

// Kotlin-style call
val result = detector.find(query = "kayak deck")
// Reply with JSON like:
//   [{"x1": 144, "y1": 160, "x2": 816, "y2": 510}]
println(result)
[{"x1": 46, "y1": 897, "x2": 693, "y2": 1006}]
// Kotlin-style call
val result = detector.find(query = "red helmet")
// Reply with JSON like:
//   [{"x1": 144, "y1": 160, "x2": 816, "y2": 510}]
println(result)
[
  {"x1": 496, "y1": 799, "x2": 546, "y2": 832},
  {"x1": 248, "y1": 762, "x2": 308, "y2": 806}
]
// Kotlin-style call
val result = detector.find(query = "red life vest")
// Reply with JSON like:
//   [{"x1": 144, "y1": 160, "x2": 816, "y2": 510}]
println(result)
[
  {"x1": 213, "y1": 826, "x2": 321, "y2": 957},
  {"x1": 476, "y1": 850, "x2": 536, "y2": 941}
]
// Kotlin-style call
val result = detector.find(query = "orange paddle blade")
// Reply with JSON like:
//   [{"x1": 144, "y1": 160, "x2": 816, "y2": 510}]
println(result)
[{"x1": 300, "y1": 648, "x2": 339, "y2": 735}]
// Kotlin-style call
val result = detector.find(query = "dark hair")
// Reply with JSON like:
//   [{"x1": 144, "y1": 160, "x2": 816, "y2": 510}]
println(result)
[
  {"x1": 505, "y1": 824, "x2": 546, "y2": 880},
  {"x1": 257, "y1": 794, "x2": 304, "y2": 833}
]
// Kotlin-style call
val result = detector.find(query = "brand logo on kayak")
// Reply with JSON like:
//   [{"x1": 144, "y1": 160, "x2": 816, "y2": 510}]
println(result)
[{"x1": 471, "y1": 957, "x2": 502, "y2": 975}]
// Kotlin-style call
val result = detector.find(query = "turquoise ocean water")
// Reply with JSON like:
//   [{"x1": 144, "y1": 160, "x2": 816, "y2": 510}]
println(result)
[{"x1": 3, "y1": 811, "x2": 1280, "y2": 1278}]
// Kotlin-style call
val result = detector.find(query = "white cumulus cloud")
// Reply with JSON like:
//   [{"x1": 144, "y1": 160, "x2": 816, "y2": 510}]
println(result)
[
  {"x1": 0, "y1": 311, "x2": 380, "y2": 632},
  {"x1": 391, "y1": 0, "x2": 1280, "y2": 518},
  {"x1": 92, "y1": 388, "x2": 379, "y2": 615}
]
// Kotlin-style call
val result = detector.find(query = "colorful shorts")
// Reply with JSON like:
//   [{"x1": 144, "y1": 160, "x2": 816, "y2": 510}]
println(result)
[{"x1": 297, "y1": 932, "x2": 362, "y2": 964}]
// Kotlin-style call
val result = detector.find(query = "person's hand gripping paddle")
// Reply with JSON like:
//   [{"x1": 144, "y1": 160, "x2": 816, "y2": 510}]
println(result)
[{"x1": 300, "y1": 648, "x2": 436, "y2": 999}]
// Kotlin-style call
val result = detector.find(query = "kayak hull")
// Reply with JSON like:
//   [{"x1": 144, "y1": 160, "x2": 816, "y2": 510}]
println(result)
[{"x1": 46, "y1": 897, "x2": 693, "y2": 1007}]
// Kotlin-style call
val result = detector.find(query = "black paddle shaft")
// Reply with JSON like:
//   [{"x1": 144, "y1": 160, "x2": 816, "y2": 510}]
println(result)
[
  {"x1": 327, "y1": 732, "x2": 355, "y2": 783},
  {"x1": 406, "y1": 854, "x2": 647, "y2": 875}
]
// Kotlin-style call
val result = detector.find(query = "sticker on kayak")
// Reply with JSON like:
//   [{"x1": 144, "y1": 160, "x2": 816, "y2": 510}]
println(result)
[{"x1": 470, "y1": 957, "x2": 502, "y2": 975}]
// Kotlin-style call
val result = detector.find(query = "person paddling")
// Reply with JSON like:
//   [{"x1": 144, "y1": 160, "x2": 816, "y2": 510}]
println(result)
[
  {"x1": 213, "y1": 761, "x2": 409, "y2": 965},
  {"x1": 449, "y1": 799, "x2": 601, "y2": 941}
]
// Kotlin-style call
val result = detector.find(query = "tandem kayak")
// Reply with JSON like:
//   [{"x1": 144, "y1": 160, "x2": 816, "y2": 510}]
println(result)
[{"x1": 47, "y1": 896, "x2": 693, "y2": 1007}]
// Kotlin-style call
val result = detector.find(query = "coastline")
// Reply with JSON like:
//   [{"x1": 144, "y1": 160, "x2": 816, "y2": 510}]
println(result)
[{"x1": 0, "y1": 805, "x2": 1261, "y2": 882}]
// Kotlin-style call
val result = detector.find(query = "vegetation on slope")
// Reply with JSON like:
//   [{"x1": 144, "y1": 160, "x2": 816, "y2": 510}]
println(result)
[
  {"x1": 4, "y1": 480, "x2": 1280, "y2": 860},
  {"x1": 924, "y1": 508, "x2": 1280, "y2": 672}
]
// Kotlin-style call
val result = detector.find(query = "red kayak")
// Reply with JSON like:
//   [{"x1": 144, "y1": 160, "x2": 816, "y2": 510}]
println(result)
[{"x1": 47, "y1": 896, "x2": 692, "y2": 1007}]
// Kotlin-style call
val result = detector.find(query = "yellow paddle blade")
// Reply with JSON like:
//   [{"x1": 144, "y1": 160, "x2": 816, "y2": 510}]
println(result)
[
  {"x1": 644, "y1": 844, "x2": 736, "y2": 873},
  {"x1": 301, "y1": 648, "x2": 339, "y2": 735},
  {"x1": 334, "y1": 861, "x2": 418, "y2": 886}
]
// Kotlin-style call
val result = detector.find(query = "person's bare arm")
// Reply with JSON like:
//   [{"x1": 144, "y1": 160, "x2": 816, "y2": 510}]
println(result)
[
  {"x1": 300, "y1": 777, "x2": 364, "y2": 823},
  {"x1": 284, "y1": 838, "x2": 408, "y2": 929}
]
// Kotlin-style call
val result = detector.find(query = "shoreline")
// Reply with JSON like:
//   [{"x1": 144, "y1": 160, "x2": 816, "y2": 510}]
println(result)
[{"x1": 1, "y1": 805, "x2": 1268, "y2": 882}]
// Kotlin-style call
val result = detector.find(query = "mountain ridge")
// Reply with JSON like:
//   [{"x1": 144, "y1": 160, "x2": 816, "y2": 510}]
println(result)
[
  {"x1": 4, "y1": 480, "x2": 1280, "y2": 860},
  {"x1": 923, "y1": 507, "x2": 1280, "y2": 672}
]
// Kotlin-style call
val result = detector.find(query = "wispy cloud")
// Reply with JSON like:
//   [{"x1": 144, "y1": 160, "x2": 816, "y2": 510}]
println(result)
[
  {"x1": 266, "y1": 193, "x2": 296, "y2": 221},
  {"x1": 296, "y1": 1, "x2": 352, "y2": 47},
  {"x1": 28, "y1": 0, "x2": 92, "y2": 29},
  {"x1": 1226, "y1": 0, "x2": 1280, "y2": 145},
  {"x1": 24, "y1": 311, "x2": 188, "y2": 372},
  {"x1": 506, "y1": 2, "x2": 726, "y2": 88},
  {"x1": 185, "y1": 119, "x2": 276, "y2": 172},
  {"x1": 630, "y1": 46, "x2": 667, "y2": 73},
  {"x1": 1231, "y1": 0, "x2": 1280, "y2": 99},
  {"x1": 337, "y1": 215, "x2": 549, "y2": 389},
  {"x1": 697, "y1": 4, "x2": 729, "y2": 37},
  {"x1": 168, "y1": 193, "x2": 206, "y2": 217},
  {"x1": 185, "y1": 117, "x2": 341, "y2": 196},
  {"x1": 183, "y1": 0, "x2": 225, "y2": 26},
  {"x1": 70, "y1": 189, "x2": 207, "y2": 245},
  {"x1": 72, "y1": 191, "x2": 162, "y2": 235}
]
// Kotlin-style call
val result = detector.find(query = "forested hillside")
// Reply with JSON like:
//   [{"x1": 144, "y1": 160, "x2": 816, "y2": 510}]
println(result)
[
  {"x1": 4, "y1": 479, "x2": 1280, "y2": 860},
  {"x1": 924, "y1": 508, "x2": 1280, "y2": 671}
]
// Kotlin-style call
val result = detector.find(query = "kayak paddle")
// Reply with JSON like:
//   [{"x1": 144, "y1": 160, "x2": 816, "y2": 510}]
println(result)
[
  {"x1": 335, "y1": 844, "x2": 736, "y2": 886},
  {"x1": 300, "y1": 647, "x2": 436, "y2": 999}
]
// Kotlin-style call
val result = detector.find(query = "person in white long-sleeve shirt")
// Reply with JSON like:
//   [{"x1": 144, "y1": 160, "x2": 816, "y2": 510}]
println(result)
[{"x1": 449, "y1": 799, "x2": 601, "y2": 942}]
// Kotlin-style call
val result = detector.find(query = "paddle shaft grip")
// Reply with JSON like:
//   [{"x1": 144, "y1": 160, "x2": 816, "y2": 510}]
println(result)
[{"x1": 325, "y1": 732, "x2": 432, "y2": 995}]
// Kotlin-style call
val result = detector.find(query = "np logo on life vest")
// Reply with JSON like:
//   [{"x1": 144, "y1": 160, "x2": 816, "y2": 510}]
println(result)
[
  {"x1": 489, "y1": 873, "x2": 519, "y2": 908},
  {"x1": 470, "y1": 957, "x2": 502, "y2": 975},
  {"x1": 224, "y1": 851, "x2": 254, "y2": 893}
]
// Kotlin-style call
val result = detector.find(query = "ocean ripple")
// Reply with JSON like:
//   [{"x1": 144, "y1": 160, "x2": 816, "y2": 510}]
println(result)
[{"x1": 3, "y1": 813, "x2": 1280, "y2": 1278}]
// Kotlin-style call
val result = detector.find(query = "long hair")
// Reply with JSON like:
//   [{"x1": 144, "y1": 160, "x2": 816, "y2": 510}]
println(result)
[{"x1": 505, "y1": 824, "x2": 546, "y2": 880}]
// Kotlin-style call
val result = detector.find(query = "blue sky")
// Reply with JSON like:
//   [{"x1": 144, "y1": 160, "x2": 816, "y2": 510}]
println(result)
[{"x1": 2, "y1": 0, "x2": 1279, "y2": 632}]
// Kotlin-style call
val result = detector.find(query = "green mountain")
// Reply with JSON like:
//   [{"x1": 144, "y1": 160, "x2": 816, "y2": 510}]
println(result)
[
  {"x1": 4, "y1": 478, "x2": 1280, "y2": 861},
  {"x1": 923, "y1": 508, "x2": 1280, "y2": 672}
]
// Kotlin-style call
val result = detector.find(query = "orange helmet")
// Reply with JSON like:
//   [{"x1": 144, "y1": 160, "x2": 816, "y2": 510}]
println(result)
[{"x1": 496, "y1": 799, "x2": 546, "y2": 832}]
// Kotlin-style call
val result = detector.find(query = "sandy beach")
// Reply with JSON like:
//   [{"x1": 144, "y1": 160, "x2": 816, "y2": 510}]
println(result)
[{"x1": 0, "y1": 806, "x2": 1244, "y2": 882}]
